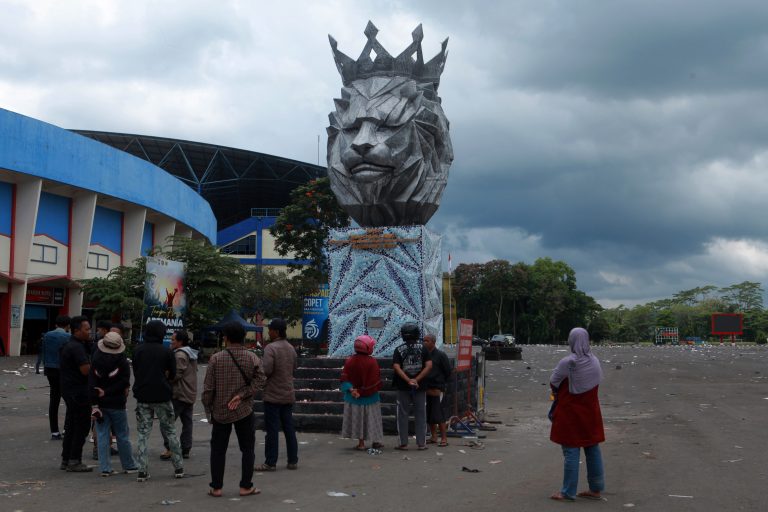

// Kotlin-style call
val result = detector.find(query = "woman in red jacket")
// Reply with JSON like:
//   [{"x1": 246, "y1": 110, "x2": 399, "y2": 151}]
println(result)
[
  {"x1": 340, "y1": 335, "x2": 384, "y2": 451},
  {"x1": 549, "y1": 327, "x2": 605, "y2": 501}
]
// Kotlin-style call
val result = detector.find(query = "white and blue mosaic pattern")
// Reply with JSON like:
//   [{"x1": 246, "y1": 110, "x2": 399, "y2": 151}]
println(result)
[{"x1": 327, "y1": 226, "x2": 443, "y2": 357}]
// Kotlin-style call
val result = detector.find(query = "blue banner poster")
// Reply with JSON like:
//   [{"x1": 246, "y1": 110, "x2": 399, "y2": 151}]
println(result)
[
  {"x1": 143, "y1": 256, "x2": 187, "y2": 346},
  {"x1": 303, "y1": 284, "x2": 329, "y2": 343}
]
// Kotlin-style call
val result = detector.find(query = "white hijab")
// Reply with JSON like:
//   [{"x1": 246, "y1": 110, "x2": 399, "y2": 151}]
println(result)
[{"x1": 550, "y1": 327, "x2": 603, "y2": 394}]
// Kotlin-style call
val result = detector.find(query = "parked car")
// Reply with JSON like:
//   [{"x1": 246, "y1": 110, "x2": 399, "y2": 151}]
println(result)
[
  {"x1": 489, "y1": 334, "x2": 516, "y2": 346},
  {"x1": 472, "y1": 336, "x2": 489, "y2": 347}
]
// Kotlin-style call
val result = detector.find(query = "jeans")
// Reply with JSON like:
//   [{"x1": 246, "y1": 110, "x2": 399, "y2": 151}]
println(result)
[
  {"x1": 263, "y1": 402, "x2": 298, "y2": 466},
  {"x1": 96, "y1": 408, "x2": 137, "y2": 473},
  {"x1": 161, "y1": 399, "x2": 194, "y2": 454},
  {"x1": 560, "y1": 444, "x2": 605, "y2": 498},
  {"x1": 396, "y1": 389, "x2": 427, "y2": 447},
  {"x1": 61, "y1": 395, "x2": 91, "y2": 463},
  {"x1": 135, "y1": 401, "x2": 183, "y2": 473},
  {"x1": 44, "y1": 367, "x2": 62, "y2": 433},
  {"x1": 210, "y1": 414, "x2": 255, "y2": 490}
]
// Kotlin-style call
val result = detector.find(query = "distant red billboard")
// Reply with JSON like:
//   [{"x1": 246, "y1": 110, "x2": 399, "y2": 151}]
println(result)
[{"x1": 711, "y1": 313, "x2": 743, "y2": 335}]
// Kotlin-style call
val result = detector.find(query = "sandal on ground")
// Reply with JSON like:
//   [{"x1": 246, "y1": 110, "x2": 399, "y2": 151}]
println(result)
[
  {"x1": 394, "y1": 445, "x2": 408, "y2": 451},
  {"x1": 372, "y1": 442, "x2": 384, "y2": 449},
  {"x1": 254, "y1": 463, "x2": 276, "y2": 472},
  {"x1": 354, "y1": 445, "x2": 367, "y2": 451},
  {"x1": 438, "y1": 441, "x2": 449, "y2": 447},
  {"x1": 207, "y1": 488, "x2": 222, "y2": 498},
  {"x1": 239, "y1": 487, "x2": 261, "y2": 497},
  {"x1": 417, "y1": 445, "x2": 428, "y2": 451},
  {"x1": 550, "y1": 492, "x2": 575, "y2": 502},
  {"x1": 577, "y1": 491, "x2": 602, "y2": 500},
  {"x1": 426, "y1": 439, "x2": 437, "y2": 444}
]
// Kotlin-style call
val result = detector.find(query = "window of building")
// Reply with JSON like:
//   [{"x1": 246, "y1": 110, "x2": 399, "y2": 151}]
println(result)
[
  {"x1": 220, "y1": 235, "x2": 257, "y2": 256},
  {"x1": 87, "y1": 252, "x2": 109, "y2": 271},
  {"x1": 31, "y1": 243, "x2": 57, "y2": 264}
]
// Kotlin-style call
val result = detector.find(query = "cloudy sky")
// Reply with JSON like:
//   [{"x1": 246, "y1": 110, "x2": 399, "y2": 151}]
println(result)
[{"x1": 2, "y1": 0, "x2": 768, "y2": 308}]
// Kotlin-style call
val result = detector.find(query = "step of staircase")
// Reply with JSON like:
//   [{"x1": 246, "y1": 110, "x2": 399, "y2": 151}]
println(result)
[{"x1": 255, "y1": 357, "x2": 415, "y2": 434}]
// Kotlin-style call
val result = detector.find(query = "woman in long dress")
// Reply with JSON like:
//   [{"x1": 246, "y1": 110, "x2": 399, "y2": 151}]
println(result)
[
  {"x1": 549, "y1": 327, "x2": 606, "y2": 501},
  {"x1": 340, "y1": 335, "x2": 383, "y2": 450}
]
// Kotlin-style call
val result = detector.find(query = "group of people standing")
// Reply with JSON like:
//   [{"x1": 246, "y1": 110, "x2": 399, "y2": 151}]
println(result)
[
  {"x1": 42, "y1": 316, "x2": 196, "y2": 479},
  {"x1": 42, "y1": 314, "x2": 299, "y2": 497},
  {"x1": 339, "y1": 323, "x2": 453, "y2": 451},
  {"x1": 42, "y1": 313, "x2": 607, "y2": 501}
]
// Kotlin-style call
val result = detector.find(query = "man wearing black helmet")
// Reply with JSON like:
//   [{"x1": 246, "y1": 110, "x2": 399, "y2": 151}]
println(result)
[{"x1": 392, "y1": 322, "x2": 432, "y2": 450}]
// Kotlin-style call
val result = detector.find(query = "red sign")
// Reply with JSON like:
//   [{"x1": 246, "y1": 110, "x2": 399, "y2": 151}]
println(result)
[
  {"x1": 711, "y1": 313, "x2": 743, "y2": 335},
  {"x1": 456, "y1": 318, "x2": 473, "y2": 371},
  {"x1": 26, "y1": 286, "x2": 65, "y2": 306}
]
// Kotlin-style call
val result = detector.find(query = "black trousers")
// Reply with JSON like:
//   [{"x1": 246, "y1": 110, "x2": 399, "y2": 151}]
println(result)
[
  {"x1": 209, "y1": 413, "x2": 255, "y2": 490},
  {"x1": 44, "y1": 368, "x2": 62, "y2": 433},
  {"x1": 61, "y1": 395, "x2": 91, "y2": 463}
]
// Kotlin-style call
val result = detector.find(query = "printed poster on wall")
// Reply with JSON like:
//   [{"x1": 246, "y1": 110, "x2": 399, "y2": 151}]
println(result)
[
  {"x1": 143, "y1": 256, "x2": 186, "y2": 346},
  {"x1": 303, "y1": 284, "x2": 329, "y2": 343}
]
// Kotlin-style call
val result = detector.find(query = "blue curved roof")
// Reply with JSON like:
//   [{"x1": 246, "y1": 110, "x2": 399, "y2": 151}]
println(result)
[{"x1": 0, "y1": 108, "x2": 216, "y2": 242}]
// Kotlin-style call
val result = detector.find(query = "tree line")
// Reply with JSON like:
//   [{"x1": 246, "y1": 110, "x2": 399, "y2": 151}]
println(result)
[
  {"x1": 591, "y1": 282, "x2": 767, "y2": 343},
  {"x1": 453, "y1": 258, "x2": 601, "y2": 343}
]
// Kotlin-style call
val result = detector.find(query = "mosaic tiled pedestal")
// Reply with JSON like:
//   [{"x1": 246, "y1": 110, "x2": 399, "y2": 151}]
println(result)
[{"x1": 326, "y1": 226, "x2": 442, "y2": 357}]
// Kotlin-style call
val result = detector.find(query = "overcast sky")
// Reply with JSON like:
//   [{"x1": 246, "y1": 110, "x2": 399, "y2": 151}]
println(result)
[{"x1": 2, "y1": 0, "x2": 768, "y2": 308}]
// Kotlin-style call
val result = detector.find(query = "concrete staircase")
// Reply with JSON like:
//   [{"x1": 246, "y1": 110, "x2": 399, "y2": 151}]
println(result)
[{"x1": 253, "y1": 357, "x2": 401, "y2": 434}]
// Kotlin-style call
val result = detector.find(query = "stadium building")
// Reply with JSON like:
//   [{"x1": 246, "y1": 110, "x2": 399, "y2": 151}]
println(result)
[{"x1": 1, "y1": 108, "x2": 323, "y2": 356}]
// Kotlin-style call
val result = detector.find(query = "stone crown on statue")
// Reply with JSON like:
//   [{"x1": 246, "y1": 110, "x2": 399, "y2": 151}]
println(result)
[{"x1": 329, "y1": 21, "x2": 448, "y2": 100}]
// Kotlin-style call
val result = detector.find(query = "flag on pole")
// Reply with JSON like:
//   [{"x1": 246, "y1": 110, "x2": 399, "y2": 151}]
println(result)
[{"x1": 448, "y1": 252, "x2": 452, "y2": 272}]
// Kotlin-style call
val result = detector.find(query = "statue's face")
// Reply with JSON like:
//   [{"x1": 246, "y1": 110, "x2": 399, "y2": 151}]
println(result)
[{"x1": 327, "y1": 76, "x2": 453, "y2": 226}]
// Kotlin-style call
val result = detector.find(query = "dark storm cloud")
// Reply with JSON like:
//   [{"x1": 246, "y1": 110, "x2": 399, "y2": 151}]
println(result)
[{"x1": 2, "y1": 0, "x2": 767, "y2": 305}]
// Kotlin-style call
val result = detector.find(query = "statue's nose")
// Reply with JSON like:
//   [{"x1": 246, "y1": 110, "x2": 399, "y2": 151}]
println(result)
[{"x1": 351, "y1": 121, "x2": 377, "y2": 155}]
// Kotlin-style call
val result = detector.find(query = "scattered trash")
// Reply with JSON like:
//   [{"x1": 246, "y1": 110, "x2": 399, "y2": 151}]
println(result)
[
  {"x1": 160, "y1": 500, "x2": 181, "y2": 505},
  {"x1": 283, "y1": 499, "x2": 297, "y2": 504},
  {"x1": 623, "y1": 504, "x2": 635, "y2": 508},
  {"x1": 18, "y1": 385, "x2": 27, "y2": 391},
  {"x1": 722, "y1": 459, "x2": 742, "y2": 463},
  {"x1": 299, "y1": 441, "x2": 309, "y2": 445},
  {"x1": 199, "y1": 418, "x2": 209, "y2": 423},
  {"x1": 228, "y1": 498, "x2": 241, "y2": 501},
  {"x1": 326, "y1": 491, "x2": 354, "y2": 497},
  {"x1": 401, "y1": 456, "x2": 410, "y2": 460},
  {"x1": 458, "y1": 449, "x2": 466, "y2": 454},
  {"x1": 668, "y1": 495, "x2": 693, "y2": 498},
  {"x1": 461, "y1": 466, "x2": 480, "y2": 473},
  {"x1": 615, "y1": 365, "x2": 622, "y2": 370},
  {"x1": 435, "y1": 452, "x2": 444, "y2": 456},
  {"x1": 489, "y1": 460, "x2": 502, "y2": 464},
  {"x1": 366, "y1": 448, "x2": 381, "y2": 455}
]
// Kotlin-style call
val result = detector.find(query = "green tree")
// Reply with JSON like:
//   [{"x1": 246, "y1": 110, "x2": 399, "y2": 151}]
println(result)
[
  {"x1": 720, "y1": 281, "x2": 764, "y2": 312},
  {"x1": 160, "y1": 235, "x2": 244, "y2": 332},
  {"x1": 529, "y1": 258, "x2": 576, "y2": 342},
  {"x1": 270, "y1": 177, "x2": 350, "y2": 290},
  {"x1": 79, "y1": 258, "x2": 147, "y2": 339}
]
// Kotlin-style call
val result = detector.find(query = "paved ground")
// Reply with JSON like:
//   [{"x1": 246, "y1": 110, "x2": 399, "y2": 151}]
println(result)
[{"x1": 1, "y1": 344, "x2": 766, "y2": 511}]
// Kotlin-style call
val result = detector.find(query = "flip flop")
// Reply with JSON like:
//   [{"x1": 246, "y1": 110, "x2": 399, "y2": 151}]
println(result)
[
  {"x1": 354, "y1": 445, "x2": 367, "y2": 451},
  {"x1": 426, "y1": 439, "x2": 437, "y2": 444},
  {"x1": 394, "y1": 445, "x2": 408, "y2": 451},
  {"x1": 550, "y1": 492, "x2": 575, "y2": 502},
  {"x1": 207, "y1": 488, "x2": 222, "y2": 498},
  {"x1": 417, "y1": 445, "x2": 428, "y2": 451},
  {"x1": 438, "y1": 441, "x2": 449, "y2": 447},
  {"x1": 239, "y1": 487, "x2": 261, "y2": 497},
  {"x1": 577, "y1": 491, "x2": 602, "y2": 500},
  {"x1": 254, "y1": 464, "x2": 276, "y2": 472}
]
